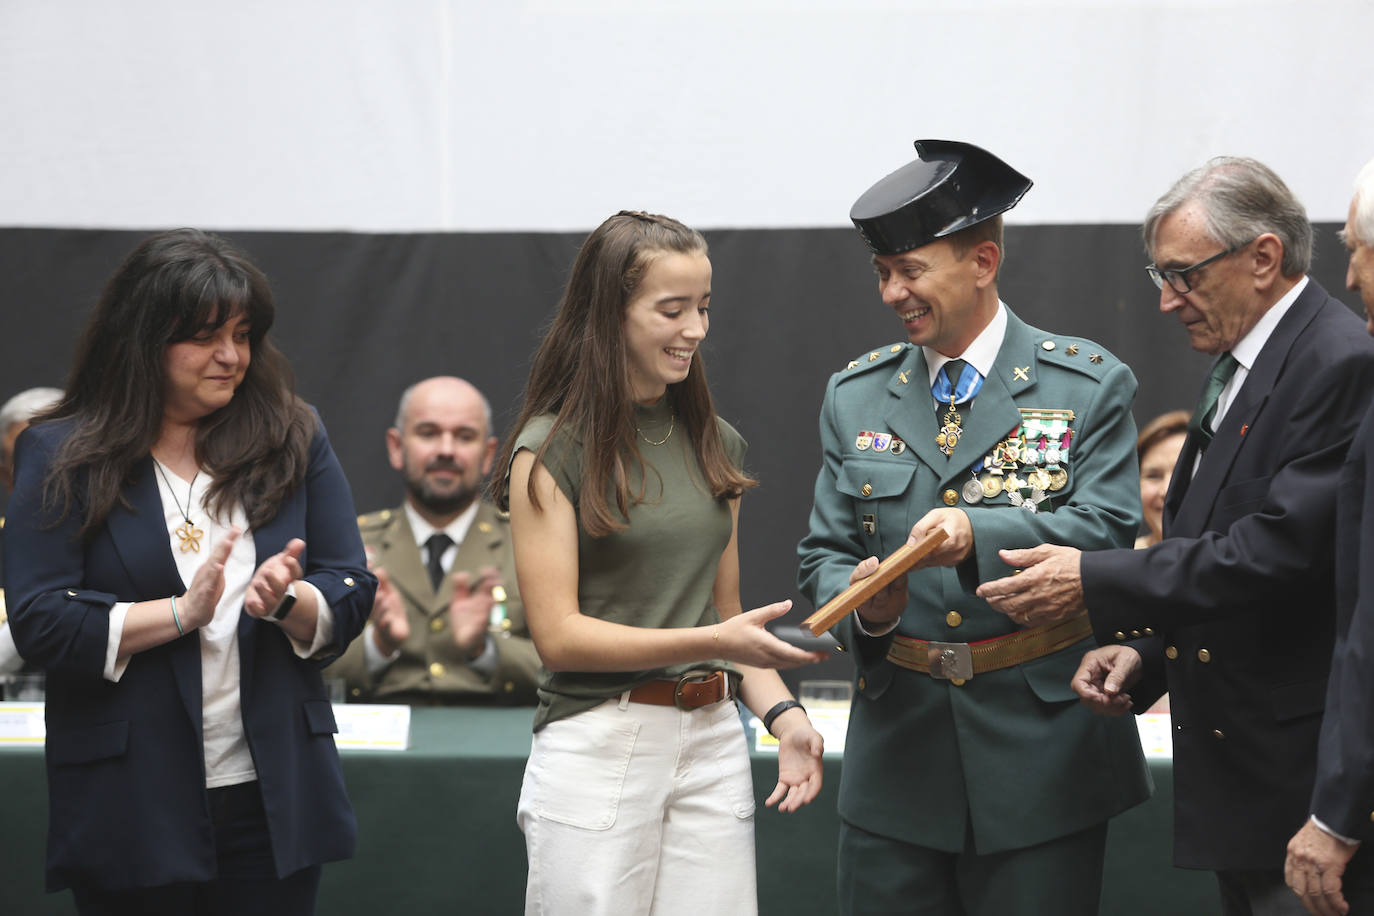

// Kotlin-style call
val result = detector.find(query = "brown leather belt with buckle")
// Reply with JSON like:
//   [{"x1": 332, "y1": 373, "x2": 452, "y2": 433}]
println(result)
[
  {"x1": 627, "y1": 670, "x2": 733, "y2": 710},
  {"x1": 886, "y1": 613, "x2": 1093, "y2": 683}
]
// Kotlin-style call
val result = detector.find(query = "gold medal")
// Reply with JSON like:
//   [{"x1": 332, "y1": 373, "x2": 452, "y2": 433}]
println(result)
[
  {"x1": 1028, "y1": 469, "x2": 1051, "y2": 491},
  {"x1": 936, "y1": 397, "x2": 963, "y2": 456},
  {"x1": 1047, "y1": 468, "x2": 1068, "y2": 491},
  {"x1": 980, "y1": 473, "x2": 1003, "y2": 498}
]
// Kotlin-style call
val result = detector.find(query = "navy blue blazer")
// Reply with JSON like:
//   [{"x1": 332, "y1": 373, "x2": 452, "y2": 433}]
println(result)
[
  {"x1": 1081, "y1": 279, "x2": 1374, "y2": 870},
  {"x1": 4, "y1": 414, "x2": 376, "y2": 892}
]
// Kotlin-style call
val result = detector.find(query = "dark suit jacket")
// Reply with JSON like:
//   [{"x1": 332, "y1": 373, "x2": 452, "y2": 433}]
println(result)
[
  {"x1": 4, "y1": 414, "x2": 376, "y2": 892},
  {"x1": 1311, "y1": 402, "x2": 1374, "y2": 842},
  {"x1": 1081, "y1": 279, "x2": 1374, "y2": 870}
]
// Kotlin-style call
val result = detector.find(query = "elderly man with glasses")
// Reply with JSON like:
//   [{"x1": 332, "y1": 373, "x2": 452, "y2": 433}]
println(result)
[{"x1": 977, "y1": 157, "x2": 1374, "y2": 915}]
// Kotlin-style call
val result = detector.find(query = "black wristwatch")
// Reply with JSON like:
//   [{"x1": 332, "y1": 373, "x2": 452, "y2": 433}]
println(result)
[{"x1": 269, "y1": 583, "x2": 298, "y2": 621}]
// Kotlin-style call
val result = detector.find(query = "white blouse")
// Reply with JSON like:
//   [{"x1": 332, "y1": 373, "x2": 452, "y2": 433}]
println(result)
[{"x1": 103, "y1": 463, "x2": 335, "y2": 788}]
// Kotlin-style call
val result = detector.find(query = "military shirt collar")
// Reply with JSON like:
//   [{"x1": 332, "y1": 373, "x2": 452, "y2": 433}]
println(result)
[
  {"x1": 923, "y1": 301, "x2": 1008, "y2": 389},
  {"x1": 405, "y1": 499, "x2": 479, "y2": 555}
]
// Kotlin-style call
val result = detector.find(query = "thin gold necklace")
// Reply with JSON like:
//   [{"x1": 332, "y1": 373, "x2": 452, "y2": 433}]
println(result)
[
  {"x1": 154, "y1": 461, "x2": 204, "y2": 553},
  {"x1": 636, "y1": 414, "x2": 675, "y2": 446}
]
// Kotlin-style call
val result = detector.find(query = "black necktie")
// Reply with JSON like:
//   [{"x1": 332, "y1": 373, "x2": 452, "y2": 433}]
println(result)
[
  {"x1": 424, "y1": 533, "x2": 453, "y2": 592},
  {"x1": 1188, "y1": 352, "x2": 1240, "y2": 450}
]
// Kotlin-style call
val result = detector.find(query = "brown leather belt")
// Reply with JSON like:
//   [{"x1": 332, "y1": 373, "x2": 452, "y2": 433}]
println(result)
[
  {"x1": 627, "y1": 670, "x2": 733, "y2": 710},
  {"x1": 886, "y1": 613, "x2": 1093, "y2": 683}
]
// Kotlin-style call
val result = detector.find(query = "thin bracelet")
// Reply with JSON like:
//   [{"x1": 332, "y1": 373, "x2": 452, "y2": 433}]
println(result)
[
  {"x1": 170, "y1": 594, "x2": 185, "y2": 636},
  {"x1": 762, "y1": 699, "x2": 805, "y2": 736}
]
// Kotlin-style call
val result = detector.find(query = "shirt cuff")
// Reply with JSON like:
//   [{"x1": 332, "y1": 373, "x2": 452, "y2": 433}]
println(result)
[
  {"x1": 362, "y1": 621, "x2": 402, "y2": 673},
  {"x1": 105, "y1": 602, "x2": 133, "y2": 682},
  {"x1": 466, "y1": 635, "x2": 497, "y2": 675},
  {"x1": 284, "y1": 581, "x2": 335, "y2": 659},
  {"x1": 852, "y1": 610, "x2": 899, "y2": 637},
  {"x1": 1310, "y1": 814, "x2": 1362, "y2": 847},
  {"x1": 0, "y1": 622, "x2": 24, "y2": 675}
]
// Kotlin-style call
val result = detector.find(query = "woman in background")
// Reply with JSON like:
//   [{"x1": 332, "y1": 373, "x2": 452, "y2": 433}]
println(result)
[
  {"x1": 4, "y1": 229, "x2": 374, "y2": 915},
  {"x1": 1135, "y1": 410, "x2": 1189, "y2": 549},
  {"x1": 495, "y1": 211, "x2": 826, "y2": 915}
]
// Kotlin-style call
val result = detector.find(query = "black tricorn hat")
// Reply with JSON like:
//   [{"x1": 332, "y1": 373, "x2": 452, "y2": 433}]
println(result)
[{"x1": 850, "y1": 139, "x2": 1033, "y2": 256}]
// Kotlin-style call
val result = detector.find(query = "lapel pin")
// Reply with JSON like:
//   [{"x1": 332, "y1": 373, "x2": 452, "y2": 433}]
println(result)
[{"x1": 1013, "y1": 366, "x2": 1030, "y2": 382}]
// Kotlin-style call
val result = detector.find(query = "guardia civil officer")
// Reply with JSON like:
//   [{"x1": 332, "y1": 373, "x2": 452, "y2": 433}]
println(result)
[{"x1": 797, "y1": 140, "x2": 1152, "y2": 916}]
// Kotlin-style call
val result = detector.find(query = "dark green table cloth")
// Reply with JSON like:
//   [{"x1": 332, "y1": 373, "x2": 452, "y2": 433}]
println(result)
[{"x1": 0, "y1": 707, "x2": 1216, "y2": 913}]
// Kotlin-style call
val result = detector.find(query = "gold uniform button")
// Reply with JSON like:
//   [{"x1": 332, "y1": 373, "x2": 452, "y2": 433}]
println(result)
[
  {"x1": 350, "y1": 687, "x2": 361, "y2": 698},
  {"x1": 861, "y1": 484, "x2": 873, "y2": 497},
  {"x1": 1212, "y1": 729, "x2": 1225, "y2": 740},
  {"x1": 942, "y1": 489, "x2": 958, "y2": 506},
  {"x1": 1041, "y1": 340, "x2": 1056, "y2": 351},
  {"x1": 946, "y1": 611, "x2": 962, "y2": 627},
  {"x1": 1130, "y1": 629, "x2": 1142, "y2": 638},
  {"x1": 344, "y1": 577, "x2": 355, "y2": 587},
  {"x1": 430, "y1": 618, "x2": 445, "y2": 633},
  {"x1": 1165, "y1": 646, "x2": 1179, "y2": 660},
  {"x1": 1197, "y1": 648, "x2": 1212, "y2": 663},
  {"x1": 429, "y1": 662, "x2": 445, "y2": 677},
  {"x1": 857, "y1": 676, "x2": 867, "y2": 690},
  {"x1": 950, "y1": 677, "x2": 966, "y2": 687},
  {"x1": 504, "y1": 681, "x2": 515, "y2": 693},
  {"x1": 1114, "y1": 631, "x2": 1126, "y2": 641},
  {"x1": 1144, "y1": 628, "x2": 1155, "y2": 636}
]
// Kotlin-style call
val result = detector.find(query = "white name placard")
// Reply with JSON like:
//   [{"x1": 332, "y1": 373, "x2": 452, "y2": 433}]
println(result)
[
  {"x1": 333, "y1": 704, "x2": 411, "y2": 751},
  {"x1": 0, "y1": 702, "x2": 46, "y2": 747}
]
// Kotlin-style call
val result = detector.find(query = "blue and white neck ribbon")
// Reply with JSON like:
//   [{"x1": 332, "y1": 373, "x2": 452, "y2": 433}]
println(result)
[{"x1": 931, "y1": 362, "x2": 985, "y2": 405}]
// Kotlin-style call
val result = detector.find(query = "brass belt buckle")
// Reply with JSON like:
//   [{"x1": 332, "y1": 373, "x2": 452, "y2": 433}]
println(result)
[
  {"x1": 926, "y1": 642, "x2": 974, "y2": 681},
  {"x1": 673, "y1": 670, "x2": 718, "y2": 710}
]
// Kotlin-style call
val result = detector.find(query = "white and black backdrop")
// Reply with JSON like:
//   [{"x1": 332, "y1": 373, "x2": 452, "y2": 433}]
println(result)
[{"x1": 3, "y1": 1, "x2": 1373, "y2": 623}]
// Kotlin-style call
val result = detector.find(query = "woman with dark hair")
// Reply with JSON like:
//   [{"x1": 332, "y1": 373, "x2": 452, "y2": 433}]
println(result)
[
  {"x1": 4, "y1": 229, "x2": 375, "y2": 915},
  {"x1": 494, "y1": 211, "x2": 826, "y2": 914}
]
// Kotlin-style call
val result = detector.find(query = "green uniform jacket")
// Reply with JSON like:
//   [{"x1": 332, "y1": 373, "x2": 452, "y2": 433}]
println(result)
[
  {"x1": 326, "y1": 500, "x2": 541, "y2": 704},
  {"x1": 798, "y1": 308, "x2": 1152, "y2": 854}
]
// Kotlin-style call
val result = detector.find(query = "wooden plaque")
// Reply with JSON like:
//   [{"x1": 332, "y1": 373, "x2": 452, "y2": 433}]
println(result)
[{"x1": 801, "y1": 530, "x2": 949, "y2": 636}]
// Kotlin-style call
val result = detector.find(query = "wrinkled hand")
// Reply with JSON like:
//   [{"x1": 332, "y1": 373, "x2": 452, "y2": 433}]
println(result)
[
  {"x1": 449, "y1": 566, "x2": 501, "y2": 658},
  {"x1": 1070, "y1": 646, "x2": 1142, "y2": 716},
  {"x1": 245, "y1": 538, "x2": 305, "y2": 618},
  {"x1": 369, "y1": 567, "x2": 410, "y2": 655},
  {"x1": 717, "y1": 602, "x2": 829, "y2": 669},
  {"x1": 908, "y1": 508, "x2": 974, "y2": 568},
  {"x1": 1286, "y1": 820, "x2": 1358, "y2": 916},
  {"x1": 180, "y1": 528, "x2": 241, "y2": 628},
  {"x1": 766, "y1": 712, "x2": 824, "y2": 813},
  {"x1": 976, "y1": 544, "x2": 1085, "y2": 626},
  {"x1": 848, "y1": 556, "x2": 907, "y2": 628}
]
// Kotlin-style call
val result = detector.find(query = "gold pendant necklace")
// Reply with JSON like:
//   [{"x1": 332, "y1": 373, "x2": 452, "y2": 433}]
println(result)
[
  {"x1": 155, "y1": 462, "x2": 204, "y2": 553},
  {"x1": 936, "y1": 396, "x2": 963, "y2": 456},
  {"x1": 636, "y1": 413, "x2": 675, "y2": 447}
]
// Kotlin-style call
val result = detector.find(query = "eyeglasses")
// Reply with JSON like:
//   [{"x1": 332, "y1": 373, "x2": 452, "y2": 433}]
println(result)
[{"x1": 1146, "y1": 238, "x2": 1256, "y2": 294}]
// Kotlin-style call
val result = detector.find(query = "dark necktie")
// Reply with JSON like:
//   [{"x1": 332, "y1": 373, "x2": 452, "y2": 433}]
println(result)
[
  {"x1": 425, "y1": 533, "x2": 453, "y2": 592},
  {"x1": 1188, "y1": 352, "x2": 1240, "y2": 450}
]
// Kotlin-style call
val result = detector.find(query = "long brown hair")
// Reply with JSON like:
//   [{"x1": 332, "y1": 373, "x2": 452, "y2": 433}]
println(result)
[
  {"x1": 492, "y1": 210, "x2": 755, "y2": 536},
  {"x1": 40, "y1": 229, "x2": 315, "y2": 539}
]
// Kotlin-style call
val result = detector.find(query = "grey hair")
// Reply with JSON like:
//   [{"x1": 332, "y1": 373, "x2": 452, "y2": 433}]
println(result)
[
  {"x1": 393, "y1": 377, "x2": 493, "y2": 435},
  {"x1": 1143, "y1": 156, "x2": 1312, "y2": 276},
  {"x1": 0, "y1": 387, "x2": 63, "y2": 436},
  {"x1": 1345, "y1": 156, "x2": 1374, "y2": 247}
]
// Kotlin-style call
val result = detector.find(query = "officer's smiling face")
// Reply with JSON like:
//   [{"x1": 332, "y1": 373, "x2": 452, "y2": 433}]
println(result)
[
  {"x1": 1152, "y1": 201, "x2": 1265, "y2": 355},
  {"x1": 872, "y1": 240, "x2": 988, "y2": 357}
]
